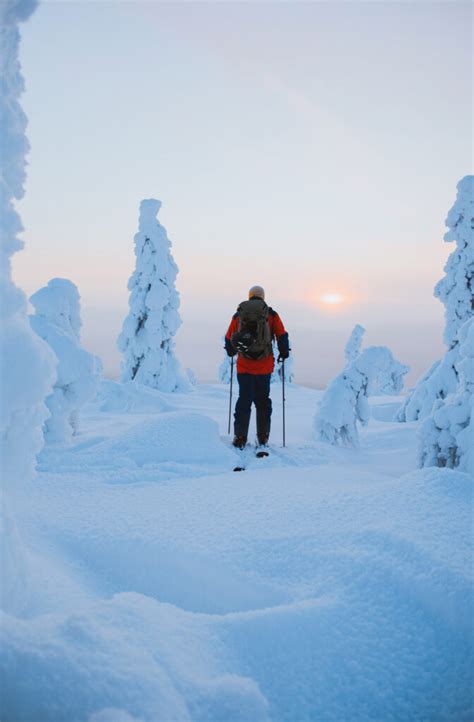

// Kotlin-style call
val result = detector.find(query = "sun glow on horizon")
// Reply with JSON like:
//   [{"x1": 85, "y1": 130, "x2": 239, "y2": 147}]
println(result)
[{"x1": 320, "y1": 292, "x2": 346, "y2": 306}]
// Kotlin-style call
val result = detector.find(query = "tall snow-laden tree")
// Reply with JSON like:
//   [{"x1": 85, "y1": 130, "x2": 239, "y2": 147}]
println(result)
[
  {"x1": 30, "y1": 279, "x2": 102, "y2": 442},
  {"x1": 399, "y1": 176, "x2": 473, "y2": 421},
  {"x1": 315, "y1": 346, "x2": 408, "y2": 446},
  {"x1": 435, "y1": 176, "x2": 474, "y2": 347},
  {"x1": 344, "y1": 324, "x2": 365, "y2": 363},
  {"x1": 118, "y1": 199, "x2": 190, "y2": 392},
  {"x1": 0, "y1": 0, "x2": 56, "y2": 615},
  {"x1": 420, "y1": 318, "x2": 474, "y2": 475}
]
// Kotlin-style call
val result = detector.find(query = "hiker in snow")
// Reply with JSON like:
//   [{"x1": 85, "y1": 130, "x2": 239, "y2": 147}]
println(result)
[{"x1": 225, "y1": 285, "x2": 290, "y2": 449}]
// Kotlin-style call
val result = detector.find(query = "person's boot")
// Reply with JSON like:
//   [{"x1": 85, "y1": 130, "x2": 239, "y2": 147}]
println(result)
[
  {"x1": 232, "y1": 435, "x2": 247, "y2": 450},
  {"x1": 257, "y1": 433, "x2": 269, "y2": 447}
]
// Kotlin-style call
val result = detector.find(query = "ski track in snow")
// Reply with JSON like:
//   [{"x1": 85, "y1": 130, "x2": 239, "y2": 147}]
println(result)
[{"x1": 3, "y1": 383, "x2": 473, "y2": 722}]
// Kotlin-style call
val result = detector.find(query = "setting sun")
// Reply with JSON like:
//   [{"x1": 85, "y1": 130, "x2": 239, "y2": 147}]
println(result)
[{"x1": 320, "y1": 292, "x2": 345, "y2": 305}]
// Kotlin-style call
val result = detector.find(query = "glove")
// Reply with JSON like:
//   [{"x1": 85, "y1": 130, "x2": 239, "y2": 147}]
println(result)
[
  {"x1": 225, "y1": 337, "x2": 237, "y2": 357},
  {"x1": 277, "y1": 352, "x2": 289, "y2": 363}
]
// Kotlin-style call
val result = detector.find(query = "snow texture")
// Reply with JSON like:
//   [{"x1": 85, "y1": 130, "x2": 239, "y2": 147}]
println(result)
[
  {"x1": 98, "y1": 379, "x2": 173, "y2": 414},
  {"x1": 315, "y1": 345, "x2": 408, "y2": 445},
  {"x1": 399, "y1": 176, "x2": 473, "y2": 421},
  {"x1": 344, "y1": 323, "x2": 365, "y2": 363},
  {"x1": 118, "y1": 199, "x2": 190, "y2": 393},
  {"x1": 81, "y1": 412, "x2": 235, "y2": 471},
  {"x1": 2, "y1": 383, "x2": 473, "y2": 722},
  {"x1": 30, "y1": 278, "x2": 102, "y2": 443},
  {"x1": 1, "y1": 593, "x2": 269, "y2": 722},
  {"x1": 420, "y1": 318, "x2": 474, "y2": 475},
  {"x1": 0, "y1": 0, "x2": 56, "y2": 616}
]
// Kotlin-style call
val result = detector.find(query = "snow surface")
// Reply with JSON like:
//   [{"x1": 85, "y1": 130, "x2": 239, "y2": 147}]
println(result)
[{"x1": 2, "y1": 382, "x2": 472, "y2": 722}]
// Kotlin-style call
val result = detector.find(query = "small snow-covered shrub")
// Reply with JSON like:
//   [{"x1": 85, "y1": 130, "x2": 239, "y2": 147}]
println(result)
[
  {"x1": 344, "y1": 324, "x2": 365, "y2": 363},
  {"x1": 399, "y1": 176, "x2": 473, "y2": 421},
  {"x1": 118, "y1": 199, "x2": 190, "y2": 393},
  {"x1": 30, "y1": 279, "x2": 102, "y2": 443},
  {"x1": 218, "y1": 354, "x2": 233, "y2": 384},
  {"x1": 218, "y1": 337, "x2": 233, "y2": 384},
  {"x1": 271, "y1": 354, "x2": 294, "y2": 384},
  {"x1": 315, "y1": 346, "x2": 408, "y2": 446},
  {"x1": 420, "y1": 319, "x2": 474, "y2": 475}
]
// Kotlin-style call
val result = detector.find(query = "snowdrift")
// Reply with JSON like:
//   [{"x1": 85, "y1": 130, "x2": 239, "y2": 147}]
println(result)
[
  {"x1": 80, "y1": 411, "x2": 235, "y2": 471},
  {"x1": 1, "y1": 593, "x2": 269, "y2": 722},
  {"x1": 98, "y1": 379, "x2": 174, "y2": 414}
]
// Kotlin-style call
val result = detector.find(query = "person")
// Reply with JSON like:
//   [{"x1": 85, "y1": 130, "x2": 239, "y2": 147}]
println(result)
[{"x1": 225, "y1": 285, "x2": 290, "y2": 449}]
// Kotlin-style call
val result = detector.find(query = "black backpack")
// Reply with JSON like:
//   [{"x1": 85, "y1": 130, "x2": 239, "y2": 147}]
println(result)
[{"x1": 231, "y1": 299, "x2": 273, "y2": 360}]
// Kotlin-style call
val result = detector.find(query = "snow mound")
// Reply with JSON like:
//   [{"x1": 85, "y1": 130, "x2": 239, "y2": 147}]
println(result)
[
  {"x1": 87, "y1": 412, "x2": 235, "y2": 469},
  {"x1": 98, "y1": 379, "x2": 174, "y2": 414},
  {"x1": 0, "y1": 592, "x2": 270, "y2": 722}
]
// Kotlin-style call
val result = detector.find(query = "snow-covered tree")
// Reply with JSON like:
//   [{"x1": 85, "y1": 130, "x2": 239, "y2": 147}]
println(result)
[
  {"x1": 0, "y1": 0, "x2": 56, "y2": 614},
  {"x1": 419, "y1": 319, "x2": 474, "y2": 475},
  {"x1": 435, "y1": 176, "x2": 474, "y2": 348},
  {"x1": 344, "y1": 324, "x2": 365, "y2": 363},
  {"x1": 271, "y1": 352, "x2": 295, "y2": 384},
  {"x1": 399, "y1": 176, "x2": 473, "y2": 421},
  {"x1": 315, "y1": 346, "x2": 408, "y2": 446},
  {"x1": 30, "y1": 279, "x2": 102, "y2": 442},
  {"x1": 118, "y1": 199, "x2": 190, "y2": 392}
]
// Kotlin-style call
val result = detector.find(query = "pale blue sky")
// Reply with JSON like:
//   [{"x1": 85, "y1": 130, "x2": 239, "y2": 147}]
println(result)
[{"x1": 14, "y1": 0, "x2": 472, "y2": 386}]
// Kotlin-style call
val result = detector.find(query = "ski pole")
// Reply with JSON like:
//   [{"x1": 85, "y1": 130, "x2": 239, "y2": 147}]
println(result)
[
  {"x1": 228, "y1": 356, "x2": 234, "y2": 435},
  {"x1": 282, "y1": 359, "x2": 286, "y2": 447}
]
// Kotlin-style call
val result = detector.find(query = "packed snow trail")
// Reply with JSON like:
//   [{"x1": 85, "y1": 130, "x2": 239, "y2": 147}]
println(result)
[{"x1": 2, "y1": 383, "x2": 472, "y2": 722}]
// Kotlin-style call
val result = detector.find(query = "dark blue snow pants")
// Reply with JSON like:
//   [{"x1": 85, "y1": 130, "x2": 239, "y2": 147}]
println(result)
[{"x1": 234, "y1": 373, "x2": 272, "y2": 441}]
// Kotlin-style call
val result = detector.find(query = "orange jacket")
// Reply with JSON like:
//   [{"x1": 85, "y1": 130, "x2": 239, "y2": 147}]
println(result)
[{"x1": 225, "y1": 308, "x2": 288, "y2": 375}]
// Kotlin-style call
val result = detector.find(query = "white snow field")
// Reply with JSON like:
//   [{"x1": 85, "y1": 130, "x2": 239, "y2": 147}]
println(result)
[{"x1": 2, "y1": 381, "x2": 473, "y2": 722}]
